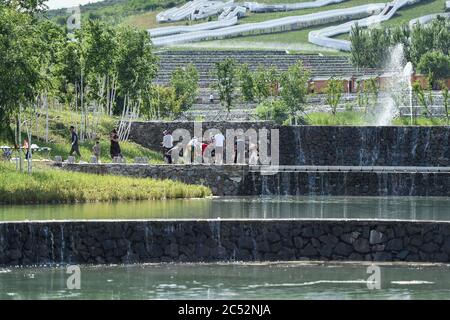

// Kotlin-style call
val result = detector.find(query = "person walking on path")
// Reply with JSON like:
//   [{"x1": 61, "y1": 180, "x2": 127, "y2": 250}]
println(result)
[
  {"x1": 110, "y1": 129, "x2": 122, "y2": 159},
  {"x1": 23, "y1": 138, "x2": 30, "y2": 160},
  {"x1": 69, "y1": 126, "x2": 81, "y2": 157},
  {"x1": 214, "y1": 132, "x2": 225, "y2": 164},
  {"x1": 92, "y1": 139, "x2": 101, "y2": 160},
  {"x1": 162, "y1": 130, "x2": 173, "y2": 157}
]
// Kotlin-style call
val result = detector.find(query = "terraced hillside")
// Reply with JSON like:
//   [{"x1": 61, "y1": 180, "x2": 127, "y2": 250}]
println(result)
[
  {"x1": 154, "y1": 50, "x2": 379, "y2": 87},
  {"x1": 153, "y1": 50, "x2": 447, "y2": 121},
  {"x1": 153, "y1": 50, "x2": 381, "y2": 120}
]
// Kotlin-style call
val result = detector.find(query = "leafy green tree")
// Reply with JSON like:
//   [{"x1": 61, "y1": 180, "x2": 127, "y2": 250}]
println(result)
[
  {"x1": 79, "y1": 20, "x2": 118, "y2": 115},
  {"x1": 325, "y1": 77, "x2": 344, "y2": 117},
  {"x1": 253, "y1": 66, "x2": 280, "y2": 102},
  {"x1": 255, "y1": 99, "x2": 289, "y2": 125},
  {"x1": 280, "y1": 61, "x2": 310, "y2": 124},
  {"x1": 212, "y1": 58, "x2": 237, "y2": 113},
  {"x1": 170, "y1": 63, "x2": 199, "y2": 114},
  {"x1": 142, "y1": 85, "x2": 179, "y2": 120},
  {"x1": 412, "y1": 80, "x2": 433, "y2": 118},
  {"x1": 350, "y1": 24, "x2": 369, "y2": 68},
  {"x1": 417, "y1": 51, "x2": 450, "y2": 87},
  {"x1": 237, "y1": 63, "x2": 255, "y2": 103},
  {"x1": 2, "y1": 0, "x2": 47, "y2": 12},
  {"x1": 356, "y1": 80, "x2": 369, "y2": 113},
  {"x1": 350, "y1": 17, "x2": 448, "y2": 72},
  {"x1": 0, "y1": 6, "x2": 43, "y2": 143}
]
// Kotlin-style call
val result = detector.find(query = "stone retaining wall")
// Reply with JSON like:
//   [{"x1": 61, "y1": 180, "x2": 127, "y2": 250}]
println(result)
[
  {"x1": 130, "y1": 122, "x2": 450, "y2": 167},
  {"x1": 2, "y1": 220, "x2": 450, "y2": 266},
  {"x1": 129, "y1": 121, "x2": 275, "y2": 151},
  {"x1": 245, "y1": 171, "x2": 450, "y2": 197},
  {"x1": 61, "y1": 164, "x2": 450, "y2": 197}
]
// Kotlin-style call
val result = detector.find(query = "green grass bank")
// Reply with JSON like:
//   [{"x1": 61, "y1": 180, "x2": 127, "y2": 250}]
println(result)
[{"x1": 0, "y1": 163, "x2": 211, "y2": 205}]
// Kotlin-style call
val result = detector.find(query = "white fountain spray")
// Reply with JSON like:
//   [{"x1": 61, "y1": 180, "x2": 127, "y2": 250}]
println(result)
[
  {"x1": 403, "y1": 61, "x2": 414, "y2": 125},
  {"x1": 374, "y1": 43, "x2": 414, "y2": 126}
]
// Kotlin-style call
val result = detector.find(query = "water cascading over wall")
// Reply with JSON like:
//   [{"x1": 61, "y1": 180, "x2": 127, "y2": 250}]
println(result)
[
  {"x1": 279, "y1": 126, "x2": 450, "y2": 167},
  {"x1": 124, "y1": 123, "x2": 450, "y2": 197}
]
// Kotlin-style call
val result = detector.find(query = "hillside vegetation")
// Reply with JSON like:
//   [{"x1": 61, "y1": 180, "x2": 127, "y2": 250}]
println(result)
[{"x1": 47, "y1": 0, "x2": 446, "y2": 52}]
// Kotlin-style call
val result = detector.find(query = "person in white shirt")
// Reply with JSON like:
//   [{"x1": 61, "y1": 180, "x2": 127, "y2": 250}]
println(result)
[
  {"x1": 214, "y1": 132, "x2": 225, "y2": 164},
  {"x1": 209, "y1": 93, "x2": 214, "y2": 103},
  {"x1": 162, "y1": 130, "x2": 173, "y2": 162},
  {"x1": 188, "y1": 137, "x2": 202, "y2": 163}
]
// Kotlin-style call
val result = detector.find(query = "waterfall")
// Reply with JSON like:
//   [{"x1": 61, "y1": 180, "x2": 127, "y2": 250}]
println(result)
[
  {"x1": 208, "y1": 220, "x2": 221, "y2": 247},
  {"x1": 280, "y1": 172, "x2": 291, "y2": 196},
  {"x1": 294, "y1": 128, "x2": 306, "y2": 165},
  {"x1": 144, "y1": 224, "x2": 151, "y2": 253},
  {"x1": 307, "y1": 173, "x2": 316, "y2": 196},
  {"x1": 60, "y1": 225, "x2": 65, "y2": 264},
  {"x1": 49, "y1": 229, "x2": 55, "y2": 263},
  {"x1": 0, "y1": 225, "x2": 4, "y2": 257},
  {"x1": 261, "y1": 175, "x2": 271, "y2": 196},
  {"x1": 409, "y1": 173, "x2": 416, "y2": 196}
]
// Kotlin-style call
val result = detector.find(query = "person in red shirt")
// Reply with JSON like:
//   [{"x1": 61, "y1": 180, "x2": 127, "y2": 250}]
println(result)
[{"x1": 23, "y1": 138, "x2": 30, "y2": 160}]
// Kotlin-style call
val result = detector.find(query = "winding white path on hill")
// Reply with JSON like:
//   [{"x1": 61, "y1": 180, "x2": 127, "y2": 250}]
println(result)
[
  {"x1": 151, "y1": 0, "x2": 446, "y2": 51},
  {"x1": 409, "y1": 12, "x2": 450, "y2": 27},
  {"x1": 308, "y1": 0, "x2": 431, "y2": 51},
  {"x1": 244, "y1": 0, "x2": 348, "y2": 12},
  {"x1": 151, "y1": 4, "x2": 385, "y2": 46}
]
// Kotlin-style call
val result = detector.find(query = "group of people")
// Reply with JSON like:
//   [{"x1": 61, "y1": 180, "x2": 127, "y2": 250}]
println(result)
[
  {"x1": 69, "y1": 126, "x2": 122, "y2": 161},
  {"x1": 161, "y1": 130, "x2": 232, "y2": 165}
]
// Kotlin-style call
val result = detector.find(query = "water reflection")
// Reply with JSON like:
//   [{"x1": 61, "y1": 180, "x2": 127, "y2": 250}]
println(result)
[
  {"x1": 1, "y1": 262, "x2": 450, "y2": 299},
  {"x1": 1, "y1": 196, "x2": 450, "y2": 221}
]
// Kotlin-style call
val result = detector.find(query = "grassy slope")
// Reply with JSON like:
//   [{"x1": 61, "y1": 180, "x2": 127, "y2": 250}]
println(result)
[
  {"x1": 47, "y1": 0, "x2": 445, "y2": 53},
  {"x1": 0, "y1": 162, "x2": 211, "y2": 204},
  {"x1": 0, "y1": 109, "x2": 163, "y2": 164},
  {"x1": 190, "y1": 0, "x2": 445, "y2": 51}
]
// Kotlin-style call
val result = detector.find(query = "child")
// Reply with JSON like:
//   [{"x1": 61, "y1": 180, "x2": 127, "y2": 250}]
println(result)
[{"x1": 92, "y1": 139, "x2": 101, "y2": 160}]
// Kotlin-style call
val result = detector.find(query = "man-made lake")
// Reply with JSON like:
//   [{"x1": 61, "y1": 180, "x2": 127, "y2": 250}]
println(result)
[
  {"x1": 1, "y1": 262, "x2": 449, "y2": 299},
  {"x1": 2, "y1": 196, "x2": 450, "y2": 221}
]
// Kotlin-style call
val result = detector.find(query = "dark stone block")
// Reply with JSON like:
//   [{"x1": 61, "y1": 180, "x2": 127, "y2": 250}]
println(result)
[
  {"x1": 348, "y1": 253, "x2": 364, "y2": 261},
  {"x1": 373, "y1": 252, "x2": 392, "y2": 261},
  {"x1": 301, "y1": 226, "x2": 314, "y2": 238},
  {"x1": 353, "y1": 238, "x2": 370, "y2": 253},
  {"x1": 164, "y1": 243, "x2": 179, "y2": 257},
  {"x1": 319, "y1": 234, "x2": 339, "y2": 246},
  {"x1": 396, "y1": 250, "x2": 409, "y2": 259},
  {"x1": 238, "y1": 236, "x2": 254, "y2": 250},
  {"x1": 386, "y1": 238, "x2": 403, "y2": 251},
  {"x1": 335, "y1": 242, "x2": 353, "y2": 256},
  {"x1": 256, "y1": 240, "x2": 270, "y2": 253},
  {"x1": 432, "y1": 252, "x2": 449, "y2": 262},
  {"x1": 195, "y1": 244, "x2": 210, "y2": 258},
  {"x1": 410, "y1": 235, "x2": 423, "y2": 247},
  {"x1": 421, "y1": 242, "x2": 439, "y2": 253},
  {"x1": 265, "y1": 232, "x2": 281, "y2": 243},
  {"x1": 102, "y1": 240, "x2": 115, "y2": 251},
  {"x1": 332, "y1": 226, "x2": 344, "y2": 237},
  {"x1": 301, "y1": 244, "x2": 318, "y2": 256},
  {"x1": 369, "y1": 230, "x2": 386, "y2": 245},
  {"x1": 8, "y1": 249, "x2": 22, "y2": 260},
  {"x1": 293, "y1": 237, "x2": 304, "y2": 249}
]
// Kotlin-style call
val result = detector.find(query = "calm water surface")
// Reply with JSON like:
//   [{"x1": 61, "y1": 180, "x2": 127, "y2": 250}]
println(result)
[
  {"x1": 1, "y1": 196, "x2": 450, "y2": 221},
  {"x1": 1, "y1": 262, "x2": 450, "y2": 299}
]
